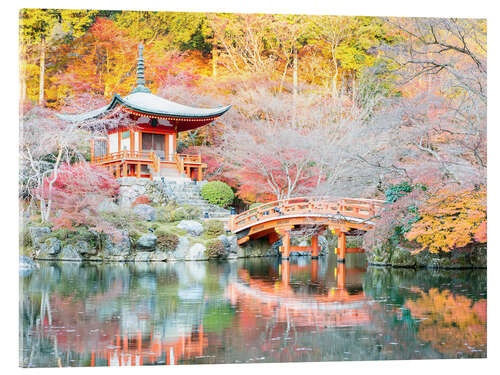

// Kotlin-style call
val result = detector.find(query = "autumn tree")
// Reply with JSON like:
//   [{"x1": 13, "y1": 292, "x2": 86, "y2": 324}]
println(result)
[{"x1": 36, "y1": 163, "x2": 120, "y2": 235}]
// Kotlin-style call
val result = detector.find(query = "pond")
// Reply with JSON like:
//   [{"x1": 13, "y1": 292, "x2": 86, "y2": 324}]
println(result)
[{"x1": 19, "y1": 254, "x2": 487, "y2": 367}]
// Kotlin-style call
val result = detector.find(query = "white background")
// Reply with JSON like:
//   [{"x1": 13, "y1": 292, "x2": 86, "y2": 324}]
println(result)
[{"x1": 2, "y1": 1, "x2": 497, "y2": 374}]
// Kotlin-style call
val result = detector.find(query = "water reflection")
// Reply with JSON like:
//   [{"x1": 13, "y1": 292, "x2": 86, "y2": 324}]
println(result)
[{"x1": 20, "y1": 255, "x2": 487, "y2": 367}]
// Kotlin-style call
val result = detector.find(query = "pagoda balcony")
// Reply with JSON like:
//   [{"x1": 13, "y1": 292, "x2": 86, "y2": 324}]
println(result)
[{"x1": 92, "y1": 150, "x2": 206, "y2": 181}]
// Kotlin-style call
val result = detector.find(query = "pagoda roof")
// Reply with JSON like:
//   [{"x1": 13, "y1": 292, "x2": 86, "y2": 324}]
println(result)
[
  {"x1": 55, "y1": 92, "x2": 231, "y2": 123},
  {"x1": 56, "y1": 43, "x2": 231, "y2": 127}
]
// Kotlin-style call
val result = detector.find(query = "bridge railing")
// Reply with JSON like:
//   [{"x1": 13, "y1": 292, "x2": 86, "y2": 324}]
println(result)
[{"x1": 229, "y1": 196, "x2": 385, "y2": 232}]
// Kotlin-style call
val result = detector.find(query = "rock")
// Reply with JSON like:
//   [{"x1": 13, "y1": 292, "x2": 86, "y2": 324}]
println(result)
[
  {"x1": 97, "y1": 199, "x2": 119, "y2": 213},
  {"x1": 58, "y1": 245, "x2": 83, "y2": 262},
  {"x1": 218, "y1": 235, "x2": 239, "y2": 254},
  {"x1": 150, "y1": 251, "x2": 168, "y2": 262},
  {"x1": 470, "y1": 245, "x2": 487, "y2": 268},
  {"x1": 133, "y1": 204, "x2": 157, "y2": 221},
  {"x1": 38, "y1": 237, "x2": 62, "y2": 257},
  {"x1": 177, "y1": 220, "x2": 204, "y2": 236},
  {"x1": 136, "y1": 233, "x2": 157, "y2": 251},
  {"x1": 391, "y1": 246, "x2": 416, "y2": 268},
  {"x1": 19, "y1": 256, "x2": 38, "y2": 270},
  {"x1": 186, "y1": 243, "x2": 207, "y2": 260},
  {"x1": 171, "y1": 237, "x2": 190, "y2": 260},
  {"x1": 134, "y1": 252, "x2": 152, "y2": 262},
  {"x1": 104, "y1": 230, "x2": 131, "y2": 256},
  {"x1": 366, "y1": 241, "x2": 393, "y2": 265},
  {"x1": 29, "y1": 226, "x2": 51, "y2": 248},
  {"x1": 118, "y1": 178, "x2": 148, "y2": 208},
  {"x1": 74, "y1": 240, "x2": 97, "y2": 256}
]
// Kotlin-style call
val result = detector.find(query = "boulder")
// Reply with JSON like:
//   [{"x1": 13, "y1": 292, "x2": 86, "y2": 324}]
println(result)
[
  {"x1": 470, "y1": 245, "x2": 487, "y2": 268},
  {"x1": 29, "y1": 226, "x2": 51, "y2": 248},
  {"x1": 59, "y1": 245, "x2": 83, "y2": 262},
  {"x1": 136, "y1": 233, "x2": 157, "y2": 251},
  {"x1": 38, "y1": 237, "x2": 62, "y2": 257},
  {"x1": 74, "y1": 240, "x2": 97, "y2": 256},
  {"x1": 19, "y1": 256, "x2": 38, "y2": 270},
  {"x1": 104, "y1": 230, "x2": 131, "y2": 256},
  {"x1": 133, "y1": 204, "x2": 157, "y2": 221},
  {"x1": 171, "y1": 237, "x2": 190, "y2": 260},
  {"x1": 186, "y1": 243, "x2": 207, "y2": 260},
  {"x1": 97, "y1": 199, "x2": 119, "y2": 213},
  {"x1": 391, "y1": 246, "x2": 417, "y2": 268},
  {"x1": 218, "y1": 235, "x2": 239, "y2": 254},
  {"x1": 177, "y1": 220, "x2": 204, "y2": 236}
]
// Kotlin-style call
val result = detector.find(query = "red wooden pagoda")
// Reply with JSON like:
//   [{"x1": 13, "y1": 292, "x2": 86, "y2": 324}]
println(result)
[{"x1": 57, "y1": 44, "x2": 231, "y2": 181}]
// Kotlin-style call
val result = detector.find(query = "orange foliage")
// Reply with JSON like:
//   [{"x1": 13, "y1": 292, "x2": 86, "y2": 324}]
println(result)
[
  {"x1": 132, "y1": 195, "x2": 151, "y2": 207},
  {"x1": 405, "y1": 289, "x2": 486, "y2": 355},
  {"x1": 406, "y1": 188, "x2": 486, "y2": 253}
]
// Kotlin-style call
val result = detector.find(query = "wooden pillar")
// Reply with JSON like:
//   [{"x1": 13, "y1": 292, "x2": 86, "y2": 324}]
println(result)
[
  {"x1": 136, "y1": 163, "x2": 141, "y2": 178},
  {"x1": 280, "y1": 228, "x2": 291, "y2": 259},
  {"x1": 197, "y1": 166, "x2": 203, "y2": 181},
  {"x1": 337, "y1": 231, "x2": 346, "y2": 263},
  {"x1": 91, "y1": 351, "x2": 95, "y2": 367},
  {"x1": 311, "y1": 234, "x2": 319, "y2": 258},
  {"x1": 137, "y1": 331, "x2": 142, "y2": 353},
  {"x1": 311, "y1": 259, "x2": 318, "y2": 282},
  {"x1": 337, "y1": 263, "x2": 346, "y2": 290},
  {"x1": 122, "y1": 163, "x2": 126, "y2": 178},
  {"x1": 281, "y1": 259, "x2": 290, "y2": 286}
]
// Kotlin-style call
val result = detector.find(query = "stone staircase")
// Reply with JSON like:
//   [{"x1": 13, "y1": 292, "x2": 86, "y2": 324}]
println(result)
[{"x1": 157, "y1": 179, "x2": 231, "y2": 220}]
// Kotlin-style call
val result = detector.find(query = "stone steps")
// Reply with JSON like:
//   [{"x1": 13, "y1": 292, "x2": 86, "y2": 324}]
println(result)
[{"x1": 158, "y1": 180, "x2": 231, "y2": 219}]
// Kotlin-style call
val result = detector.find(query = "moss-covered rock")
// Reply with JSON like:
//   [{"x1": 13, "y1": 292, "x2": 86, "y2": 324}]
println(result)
[
  {"x1": 366, "y1": 241, "x2": 393, "y2": 265},
  {"x1": 470, "y1": 245, "x2": 487, "y2": 268},
  {"x1": 391, "y1": 246, "x2": 417, "y2": 268}
]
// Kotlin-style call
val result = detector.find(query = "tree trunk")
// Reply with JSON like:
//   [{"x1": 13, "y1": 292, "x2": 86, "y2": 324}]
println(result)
[
  {"x1": 38, "y1": 38, "x2": 46, "y2": 106},
  {"x1": 212, "y1": 46, "x2": 218, "y2": 78},
  {"x1": 292, "y1": 46, "x2": 298, "y2": 126}
]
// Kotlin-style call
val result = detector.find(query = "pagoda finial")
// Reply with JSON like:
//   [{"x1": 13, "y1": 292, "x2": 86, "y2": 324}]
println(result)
[{"x1": 132, "y1": 42, "x2": 151, "y2": 94}]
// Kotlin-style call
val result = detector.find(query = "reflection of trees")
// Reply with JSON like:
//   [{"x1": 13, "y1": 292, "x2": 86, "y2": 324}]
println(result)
[
  {"x1": 20, "y1": 261, "x2": 237, "y2": 367},
  {"x1": 405, "y1": 289, "x2": 486, "y2": 357}
]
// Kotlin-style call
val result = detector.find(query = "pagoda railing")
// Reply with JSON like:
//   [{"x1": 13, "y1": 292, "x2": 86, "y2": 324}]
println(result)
[{"x1": 94, "y1": 150, "x2": 155, "y2": 164}]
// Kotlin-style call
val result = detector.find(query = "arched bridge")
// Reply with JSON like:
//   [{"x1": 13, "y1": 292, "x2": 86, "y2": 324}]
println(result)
[{"x1": 228, "y1": 197, "x2": 384, "y2": 262}]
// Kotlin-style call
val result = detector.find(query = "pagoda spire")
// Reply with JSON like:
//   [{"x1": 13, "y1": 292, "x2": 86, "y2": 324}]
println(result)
[{"x1": 131, "y1": 43, "x2": 151, "y2": 94}]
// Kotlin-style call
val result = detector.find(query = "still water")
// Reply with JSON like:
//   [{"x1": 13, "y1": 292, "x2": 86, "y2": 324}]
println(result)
[{"x1": 20, "y1": 254, "x2": 487, "y2": 367}]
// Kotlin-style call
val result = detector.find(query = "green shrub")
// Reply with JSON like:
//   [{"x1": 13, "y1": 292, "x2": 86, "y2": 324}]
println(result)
[
  {"x1": 201, "y1": 181, "x2": 234, "y2": 208},
  {"x1": 156, "y1": 202, "x2": 179, "y2": 223},
  {"x1": 156, "y1": 229, "x2": 180, "y2": 252},
  {"x1": 205, "y1": 239, "x2": 226, "y2": 259},
  {"x1": 204, "y1": 220, "x2": 225, "y2": 238},
  {"x1": 172, "y1": 204, "x2": 202, "y2": 221},
  {"x1": 129, "y1": 230, "x2": 142, "y2": 248}
]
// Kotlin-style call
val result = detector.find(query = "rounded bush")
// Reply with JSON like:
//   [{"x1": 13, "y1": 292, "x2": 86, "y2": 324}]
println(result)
[
  {"x1": 155, "y1": 229, "x2": 180, "y2": 252},
  {"x1": 204, "y1": 220, "x2": 225, "y2": 238},
  {"x1": 205, "y1": 239, "x2": 226, "y2": 259},
  {"x1": 201, "y1": 181, "x2": 234, "y2": 208}
]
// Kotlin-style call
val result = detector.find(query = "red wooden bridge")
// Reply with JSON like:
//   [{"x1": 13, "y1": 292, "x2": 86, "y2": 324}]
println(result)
[{"x1": 228, "y1": 197, "x2": 384, "y2": 262}]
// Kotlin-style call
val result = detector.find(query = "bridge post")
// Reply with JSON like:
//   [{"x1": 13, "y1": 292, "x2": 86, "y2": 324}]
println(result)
[
  {"x1": 277, "y1": 225, "x2": 293, "y2": 260},
  {"x1": 337, "y1": 232, "x2": 346, "y2": 263},
  {"x1": 337, "y1": 263, "x2": 346, "y2": 289},
  {"x1": 311, "y1": 259, "x2": 318, "y2": 282},
  {"x1": 311, "y1": 235, "x2": 319, "y2": 259}
]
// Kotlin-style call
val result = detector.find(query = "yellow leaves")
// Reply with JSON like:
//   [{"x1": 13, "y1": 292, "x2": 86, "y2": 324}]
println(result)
[{"x1": 406, "y1": 188, "x2": 486, "y2": 253}]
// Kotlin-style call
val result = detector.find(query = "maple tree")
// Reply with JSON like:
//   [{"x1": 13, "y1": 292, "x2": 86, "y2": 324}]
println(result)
[
  {"x1": 405, "y1": 188, "x2": 486, "y2": 253},
  {"x1": 36, "y1": 163, "x2": 120, "y2": 235}
]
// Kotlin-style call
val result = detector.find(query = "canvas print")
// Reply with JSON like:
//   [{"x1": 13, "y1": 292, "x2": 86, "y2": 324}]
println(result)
[{"x1": 19, "y1": 9, "x2": 486, "y2": 367}]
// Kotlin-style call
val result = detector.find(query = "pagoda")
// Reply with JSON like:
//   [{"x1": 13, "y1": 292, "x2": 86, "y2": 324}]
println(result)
[{"x1": 57, "y1": 44, "x2": 231, "y2": 181}]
